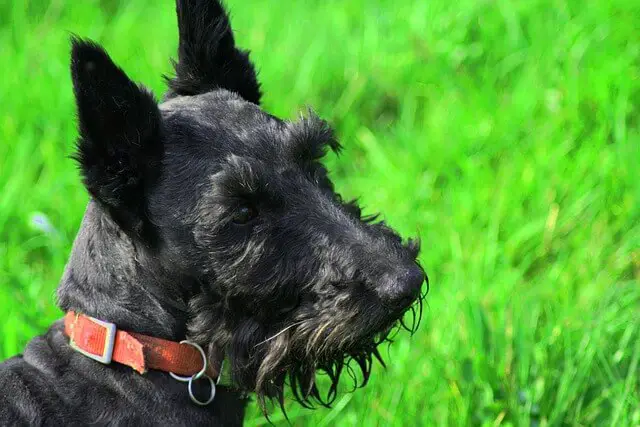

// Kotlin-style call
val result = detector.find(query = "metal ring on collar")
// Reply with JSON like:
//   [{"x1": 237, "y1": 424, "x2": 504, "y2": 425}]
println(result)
[
  {"x1": 169, "y1": 340, "x2": 207, "y2": 383},
  {"x1": 188, "y1": 373, "x2": 216, "y2": 406}
]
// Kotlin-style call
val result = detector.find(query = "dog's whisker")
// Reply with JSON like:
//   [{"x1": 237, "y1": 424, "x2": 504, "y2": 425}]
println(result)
[{"x1": 254, "y1": 320, "x2": 307, "y2": 348}]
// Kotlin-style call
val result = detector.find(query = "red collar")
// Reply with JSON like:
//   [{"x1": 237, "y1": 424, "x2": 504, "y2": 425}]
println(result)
[{"x1": 63, "y1": 311, "x2": 222, "y2": 379}]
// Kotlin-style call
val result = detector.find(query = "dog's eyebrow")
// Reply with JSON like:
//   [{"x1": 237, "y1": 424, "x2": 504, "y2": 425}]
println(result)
[
  {"x1": 211, "y1": 155, "x2": 286, "y2": 204},
  {"x1": 285, "y1": 113, "x2": 341, "y2": 162}
]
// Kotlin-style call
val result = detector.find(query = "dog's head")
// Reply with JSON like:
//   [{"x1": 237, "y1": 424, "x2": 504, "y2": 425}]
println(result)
[{"x1": 71, "y1": 0, "x2": 426, "y2": 409}]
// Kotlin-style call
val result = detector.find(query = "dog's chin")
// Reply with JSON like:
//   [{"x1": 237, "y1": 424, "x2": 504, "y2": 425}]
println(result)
[
  {"x1": 249, "y1": 297, "x2": 423, "y2": 411},
  {"x1": 188, "y1": 286, "x2": 423, "y2": 412},
  {"x1": 252, "y1": 340, "x2": 383, "y2": 410}
]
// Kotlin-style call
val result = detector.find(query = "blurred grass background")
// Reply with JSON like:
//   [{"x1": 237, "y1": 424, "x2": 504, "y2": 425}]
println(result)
[{"x1": 1, "y1": 0, "x2": 639, "y2": 425}]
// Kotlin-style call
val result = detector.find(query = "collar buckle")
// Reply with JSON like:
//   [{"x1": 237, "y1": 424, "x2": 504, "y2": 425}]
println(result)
[{"x1": 69, "y1": 314, "x2": 116, "y2": 364}]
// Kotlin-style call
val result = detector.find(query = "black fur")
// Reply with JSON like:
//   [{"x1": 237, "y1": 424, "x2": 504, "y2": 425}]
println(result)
[
  {"x1": 0, "y1": 0, "x2": 426, "y2": 425},
  {"x1": 71, "y1": 38, "x2": 164, "y2": 239},
  {"x1": 166, "y1": 0, "x2": 261, "y2": 103}
]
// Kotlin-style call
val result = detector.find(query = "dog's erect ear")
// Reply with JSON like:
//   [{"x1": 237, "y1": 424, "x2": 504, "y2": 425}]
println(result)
[
  {"x1": 71, "y1": 38, "x2": 162, "y2": 238},
  {"x1": 166, "y1": 0, "x2": 261, "y2": 104}
]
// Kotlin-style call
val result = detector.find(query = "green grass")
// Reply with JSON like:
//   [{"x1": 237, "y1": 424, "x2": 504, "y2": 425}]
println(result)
[{"x1": 1, "y1": 0, "x2": 639, "y2": 425}]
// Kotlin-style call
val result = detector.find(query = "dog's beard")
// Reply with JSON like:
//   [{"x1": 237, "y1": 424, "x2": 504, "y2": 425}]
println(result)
[{"x1": 187, "y1": 286, "x2": 425, "y2": 412}]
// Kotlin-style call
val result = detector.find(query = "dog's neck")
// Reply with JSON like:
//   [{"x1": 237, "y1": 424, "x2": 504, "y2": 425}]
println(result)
[{"x1": 57, "y1": 201, "x2": 194, "y2": 340}]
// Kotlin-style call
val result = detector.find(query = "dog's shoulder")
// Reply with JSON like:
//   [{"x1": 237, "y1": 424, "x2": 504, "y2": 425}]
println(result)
[{"x1": 0, "y1": 320, "x2": 71, "y2": 425}]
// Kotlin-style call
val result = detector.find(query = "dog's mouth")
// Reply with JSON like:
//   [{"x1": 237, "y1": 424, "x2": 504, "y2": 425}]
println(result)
[
  {"x1": 279, "y1": 283, "x2": 424, "y2": 356},
  {"x1": 186, "y1": 286, "x2": 426, "y2": 414},
  {"x1": 371, "y1": 291, "x2": 424, "y2": 340},
  {"x1": 252, "y1": 293, "x2": 423, "y2": 408},
  {"x1": 354, "y1": 279, "x2": 426, "y2": 334}
]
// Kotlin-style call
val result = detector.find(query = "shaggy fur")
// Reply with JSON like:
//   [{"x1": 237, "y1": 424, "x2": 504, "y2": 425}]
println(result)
[{"x1": 0, "y1": 0, "x2": 426, "y2": 425}]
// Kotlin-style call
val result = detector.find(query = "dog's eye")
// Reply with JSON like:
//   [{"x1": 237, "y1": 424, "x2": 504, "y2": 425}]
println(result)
[{"x1": 232, "y1": 205, "x2": 258, "y2": 224}]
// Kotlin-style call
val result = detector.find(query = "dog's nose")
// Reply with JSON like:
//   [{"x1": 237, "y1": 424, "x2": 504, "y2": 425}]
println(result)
[{"x1": 377, "y1": 264, "x2": 424, "y2": 309}]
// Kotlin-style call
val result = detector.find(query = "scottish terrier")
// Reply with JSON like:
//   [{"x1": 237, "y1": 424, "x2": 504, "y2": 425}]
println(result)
[{"x1": 0, "y1": 1, "x2": 426, "y2": 425}]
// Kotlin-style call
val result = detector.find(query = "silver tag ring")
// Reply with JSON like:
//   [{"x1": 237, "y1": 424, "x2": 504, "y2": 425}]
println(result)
[{"x1": 188, "y1": 374, "x2": 216, "y2": 406}]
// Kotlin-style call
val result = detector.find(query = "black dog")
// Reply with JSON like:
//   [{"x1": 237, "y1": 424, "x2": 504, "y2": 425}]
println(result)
[{"x1": 0, "y1": 1, "x2": 426, "y2": 425}]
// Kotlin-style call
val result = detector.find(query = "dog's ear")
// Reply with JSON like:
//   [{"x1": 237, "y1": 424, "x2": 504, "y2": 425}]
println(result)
[
  {"x1": 71, "y1": 38, "x2": 162, "y2": 238},
  {"x1": 166, "y1": 0, "x2": 261, "y2": 104}
]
